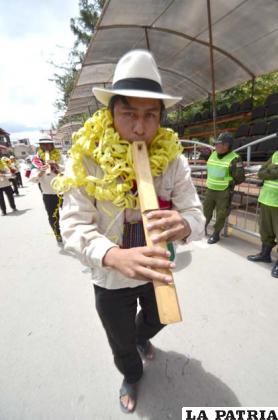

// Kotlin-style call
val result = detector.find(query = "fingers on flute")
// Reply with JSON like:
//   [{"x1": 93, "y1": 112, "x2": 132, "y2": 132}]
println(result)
[
  {"x1": 139, "y1": 267, "x2": 173, "y2": 283},
  {"x1": 145, "y1": 256, "x2": 175, "y2": 270},
  {"x1": 142, "y1": 246, "x2": 170, "y2": 258},
  {"x1": 152, "y1": 227, "x2": 180, "y2": 243},
  {"x1": 146, "y1": 210, "x2": 172, "y2": 219}
]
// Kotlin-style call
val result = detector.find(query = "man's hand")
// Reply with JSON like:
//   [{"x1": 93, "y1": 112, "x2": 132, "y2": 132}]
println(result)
[
  {"x1": 103, "y1": 246, "x2": 175, "y2": 283},
  {"x1": 145, "y1": 209, "x2": 191, "y2": 243},
  {"x1": 38, "y1": 164, "x2": 48, "y2": 176},
  {"x1": 49, "y1": 162, "x2": 59, "y2": 173}
]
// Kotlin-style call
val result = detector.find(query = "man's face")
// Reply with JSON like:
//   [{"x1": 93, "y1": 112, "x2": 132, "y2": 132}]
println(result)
[
  {"x1": 113, "y1": 97, "x2": 161, "y2": 145},
  {"x1": 40, "y1": 143, "x2": 54, "y2": 152},
  {"x1": 215, "y1": 142, "x2": 230, "y2": 154}
]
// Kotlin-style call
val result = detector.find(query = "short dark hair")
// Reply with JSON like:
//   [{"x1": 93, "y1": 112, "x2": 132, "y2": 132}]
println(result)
[
  {"x1": 215, "y1": 132, "x2": 233, "y2": 149},
  {"x1": 108, "y1": 95, "x2": 130, "y2": 116},
  {"x1": 108, "y1": 95, "x2": 165, "y2": 122}
]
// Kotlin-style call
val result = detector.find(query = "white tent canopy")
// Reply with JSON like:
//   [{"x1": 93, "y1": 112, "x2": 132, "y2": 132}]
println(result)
[{"x1": 66, "y1": 0, "x2": 278, "y2": 117}]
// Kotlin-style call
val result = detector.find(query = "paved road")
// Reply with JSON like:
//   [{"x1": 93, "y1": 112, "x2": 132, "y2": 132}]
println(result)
[{"x1": 0, "y1": 179, "x2": 277, "y2": 420}]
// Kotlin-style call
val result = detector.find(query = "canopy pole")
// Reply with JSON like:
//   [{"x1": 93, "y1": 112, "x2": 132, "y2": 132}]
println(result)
[
  {"x1": 251, "y1": 76, "x2": 256, "y2": 107},
  {"x1": 207, "y1": 0, "x2": 217, "y2": 140},
  {"x1": 145, "y1": 27, "x2": 150, "y2": 50}
]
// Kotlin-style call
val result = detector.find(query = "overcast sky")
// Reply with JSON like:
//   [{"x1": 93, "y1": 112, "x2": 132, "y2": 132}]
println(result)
[{"x1": 0, "y1": 0, "x2": 80, "y2": 142}]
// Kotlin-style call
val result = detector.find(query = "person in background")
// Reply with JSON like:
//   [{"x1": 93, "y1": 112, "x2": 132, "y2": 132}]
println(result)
[
  {"x1": 10, "y1": 155, "x2": 23, "y2": 188},
  {"x1": 29, "y1": 138, "x2": 64, "y2": 245},
  {"x1": 24, "y1": 158, "x2": 33, "y2": 179},
  {"x1": 0, "y1": 157, "x2": 17, "y2": 216},
  {"x1": 203, "y1": 132, "x2": 245, "y2": 244},
  {"x1": 247, "y1": 150, "x2": 278, "y2": 278},
  {"x1": 1, "y1": 156, "x2": 19, "y2": 195}
]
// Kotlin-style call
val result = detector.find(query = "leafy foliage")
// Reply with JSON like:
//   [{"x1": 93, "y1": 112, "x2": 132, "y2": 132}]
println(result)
[
  {"x1": 169, "y1": 71, "x2": 278, "y2": 125},
  {"x1": 70, "y1": 0, "x2": 105, "y2": 49},
  {"x1": 51, "y1": 0, "x2": 105, "y2": 123}
]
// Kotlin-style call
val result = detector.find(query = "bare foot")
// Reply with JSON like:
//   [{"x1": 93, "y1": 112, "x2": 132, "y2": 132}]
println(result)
[
  {"x1": 120, "y1": 394, "x2": 136, "y2": 412},
  {"x1": 119, "y1": 381, "x2": 137, "y2": 413}
]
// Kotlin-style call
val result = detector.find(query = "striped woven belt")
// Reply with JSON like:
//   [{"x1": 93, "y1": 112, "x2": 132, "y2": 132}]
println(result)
[{"x1": 121, "y1": 221, "x2": 146, "y2": 249}]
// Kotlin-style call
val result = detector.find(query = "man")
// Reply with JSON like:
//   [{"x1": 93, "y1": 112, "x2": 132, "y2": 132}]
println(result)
[
  {"x1": 10, "y1": 155, "x2": 23, "y2": 188},
  {"x1": 1, "y1": 156, "x2": 19, "y2": 195},
  {"x1": 55, "y1": 50, "x2": 205, "y2": 413},
  {"x1": 29, "y1": 138, "x2": 63, "y2": 245},
  {"x1": 203, "y1": 132, "x2": 245, "y2": 244},
  {"x1": 247, "y1": 150, "x2": 278, "y2": 278},
  {"x1": 0, "y1": 157, "x2": 17, "y2": 215}
]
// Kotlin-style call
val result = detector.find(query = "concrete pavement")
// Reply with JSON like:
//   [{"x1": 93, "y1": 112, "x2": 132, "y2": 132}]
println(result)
[{"x1": 0, "y1": 179, "x2": 277, "y2": 420}]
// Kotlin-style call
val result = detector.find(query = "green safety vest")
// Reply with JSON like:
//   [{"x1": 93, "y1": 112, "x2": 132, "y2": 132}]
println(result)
[
  {"x1": 206, "y1": 151, "x2": 238, "y2": 191},
  {"x1": 258, "y1": 151, "x2": 278, "y2": 207}
]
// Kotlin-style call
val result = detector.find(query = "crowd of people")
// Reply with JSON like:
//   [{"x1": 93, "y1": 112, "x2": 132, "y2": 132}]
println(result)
[
  {"x1": 0, "y1": 155, "x2": 22, "y2": 215},
  {"x1": 1, "y1": 49, "x2": 277, "y2": 415},
  {"x1": 0, "y1": 139, "x2": 64, "y2": 246}
]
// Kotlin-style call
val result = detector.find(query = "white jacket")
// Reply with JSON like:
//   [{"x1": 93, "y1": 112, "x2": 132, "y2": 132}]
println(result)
[
  {"x1": 29, "y1": 158, "x2": 64, "y2": 195},
  {"x1": 0, "y1": 170, "x2": 12, "y2": 188},
  {"x1": 60, "y1": 154, "x2": 205, "y2": 289}
]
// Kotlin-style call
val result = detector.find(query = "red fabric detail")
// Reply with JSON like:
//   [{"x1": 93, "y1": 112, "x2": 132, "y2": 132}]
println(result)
[
  {"x1": 158, "y1": 197, "x2": 172, "y2": 210},
  {"x1": 132, "y1": 180, "x2": 137, "y2": 194}
]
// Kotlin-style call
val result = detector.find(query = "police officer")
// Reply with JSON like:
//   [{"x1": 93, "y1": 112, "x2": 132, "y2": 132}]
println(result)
[
  {"x1": 247, "y1": 150, "x2": 278, "y2": 278},
  {"x1": 204, "y1": 132, "x2": 245, "y2": 244}
]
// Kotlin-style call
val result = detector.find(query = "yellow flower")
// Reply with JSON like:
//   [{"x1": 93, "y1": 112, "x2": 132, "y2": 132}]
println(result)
[{"x1": 38, "y1": 148, "x2": 61, "y2": 162}]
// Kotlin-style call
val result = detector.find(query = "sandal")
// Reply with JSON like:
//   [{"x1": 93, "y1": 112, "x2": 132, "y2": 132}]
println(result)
[
  {"x1": 119, "y1": 380, "x2": 137, "y2": 413},
  {"x1": 137, "y1": 340, "x2": 155, "y2": 360}
]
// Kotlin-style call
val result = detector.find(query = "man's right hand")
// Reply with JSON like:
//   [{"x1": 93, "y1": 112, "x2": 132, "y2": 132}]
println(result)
[
  {"x1": 103, "y1": 246, "x2": 175, "y2": 283},
  {"x1": 39, "y1": 164, "x2": 48, "y2": 176}
]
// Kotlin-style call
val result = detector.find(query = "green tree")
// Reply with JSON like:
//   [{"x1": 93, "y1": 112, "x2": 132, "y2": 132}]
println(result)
[
  {"x1": 51, "y1": 63, "x2": 78, "y2": 113},
  {"x1": 70, "y1": 0, "x2": 105, "y2": 50},
  {"x1": 51, "y1": 0, "x2": 105, "y2": 117}
]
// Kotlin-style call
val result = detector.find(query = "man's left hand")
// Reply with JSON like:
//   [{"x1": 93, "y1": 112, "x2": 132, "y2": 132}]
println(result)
[
  {"x1": 146, "y1": 209, "x2": 191, "y2": 243},
  {"x1": 49, "y1": 162, "x2": 59, "y2": 173}
]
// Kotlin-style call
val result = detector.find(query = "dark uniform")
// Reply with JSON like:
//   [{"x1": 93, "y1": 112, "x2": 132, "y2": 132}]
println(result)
[
  {"x1": 203, "y1": 132, "x2": 245, "y2": 244},
  {"x1": 247, "y1": 150, "x2": 278, "y2": 278}
]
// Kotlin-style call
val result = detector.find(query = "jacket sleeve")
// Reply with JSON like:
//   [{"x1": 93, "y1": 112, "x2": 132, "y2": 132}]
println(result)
[
  {"x1": 171, "y1": 155, "x2": 205, "y2": 242},
  {"x1": 258, "y1": 158, "x2": 278, "y2": 180},
  {"x1": 230, "y1": 156, "x2": 245, "y2": 186},
  {"x1": 59, "y1": 160, "x2": 118, "y2": 268},
  {"x1": 28, "y1": 167, "x2": 41, "y2": 183}
]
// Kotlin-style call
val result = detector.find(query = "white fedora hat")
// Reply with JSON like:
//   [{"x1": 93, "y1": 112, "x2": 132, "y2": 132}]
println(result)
[{"x1": 93, "y1": 49, "x2": 182, "y2": 109}]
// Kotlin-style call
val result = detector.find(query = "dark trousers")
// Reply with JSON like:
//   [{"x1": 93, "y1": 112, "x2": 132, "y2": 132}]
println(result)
[
  {"x1": 94, "y1": 282, "x2": 165, "y2": 384},
  {"x1": 42, "y1": 194, "x2": 62, "y2": 240},
  {"x1": 203, "y1": 188, "x2": 232, "y2": 233},
  {"x1": 259, "y1": 203, "x2": 278, "y2": 248},
  {"x1": 16, "y1": 172, "x2": 23, "y2": 187},
  {"x1": 9, "y1": 178, "x2": 19, "y2": 195},
  {"x1": 0, "y1": 186, "x2": 16, "y2": 214}
]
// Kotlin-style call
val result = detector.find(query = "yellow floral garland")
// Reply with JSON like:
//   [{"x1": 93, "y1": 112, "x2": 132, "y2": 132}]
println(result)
[
  {"x1": 38, "y1": 148, "x2": 61, "y2": 162},
  {"x1": 52, "y1": 108, "x2": 182, "y2": 209}
]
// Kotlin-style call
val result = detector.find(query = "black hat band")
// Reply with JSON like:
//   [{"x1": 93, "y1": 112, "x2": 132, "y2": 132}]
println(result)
[{"x1": 113, "y1": 77, "x2": 163, "y2": 93}]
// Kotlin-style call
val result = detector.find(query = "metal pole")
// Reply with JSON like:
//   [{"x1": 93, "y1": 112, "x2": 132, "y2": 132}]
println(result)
[
  {"x1": 194, "y1": 143, "x2": 197, "y2": 165},
  {"x1": 247, "y1": 145, "x2": 251, "y2": 165},
  {"x1": 207, "y1": 0, "x2": 217, "y2": 140},
  {"x1": 251, "y1": 76, "x2": 255, "y2": 106},
  {"x1": 145, "y1": 27, "x2": 150, "y2": 50}
]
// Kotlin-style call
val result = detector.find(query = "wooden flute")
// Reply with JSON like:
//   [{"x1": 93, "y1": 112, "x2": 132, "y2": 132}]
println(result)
[
  {"x1": 131, "y1": 141, "x2": 182, "y2": 324},
  {"x1": 44, "y1": 151, "x2": 52, "y2": 175}
]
